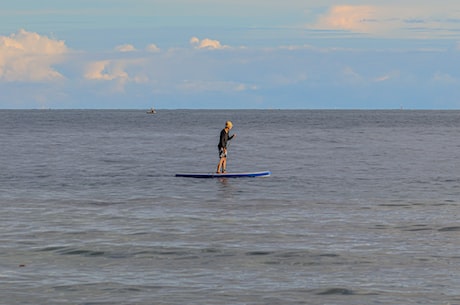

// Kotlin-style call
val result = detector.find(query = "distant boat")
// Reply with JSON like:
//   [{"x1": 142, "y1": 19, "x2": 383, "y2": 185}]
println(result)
[{"x1": 146, "y1": 107, "x2": 156, "y2": 114}]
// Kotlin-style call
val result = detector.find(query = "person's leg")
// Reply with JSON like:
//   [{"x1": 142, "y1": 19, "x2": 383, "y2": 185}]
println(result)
[
  {"x1": 217, "y1": 147, "x2": 223, "y2": 173},
  {"x1": 217, "y1": 157, "x2": 224, "y2": 173}
]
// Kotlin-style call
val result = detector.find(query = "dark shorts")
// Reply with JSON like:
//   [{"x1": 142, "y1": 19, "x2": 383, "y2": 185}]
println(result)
[{"x1": 218, "y1": 147, "x2": 227, "y2": 158}]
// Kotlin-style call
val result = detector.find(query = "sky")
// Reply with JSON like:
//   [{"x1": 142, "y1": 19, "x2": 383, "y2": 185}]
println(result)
[{"x1": 1, "y1": 0, "x2": 460, "y2": 109}]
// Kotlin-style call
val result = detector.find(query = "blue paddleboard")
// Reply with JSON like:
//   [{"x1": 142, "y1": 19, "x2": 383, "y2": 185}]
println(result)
[{"x1": 175, "y1": 171, "x2": 271, "y2": 178}]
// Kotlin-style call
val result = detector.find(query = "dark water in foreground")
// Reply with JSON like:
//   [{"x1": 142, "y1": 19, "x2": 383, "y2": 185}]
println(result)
[{"x1": 0, "y1": 110, "x2": 459, "y2": 304}]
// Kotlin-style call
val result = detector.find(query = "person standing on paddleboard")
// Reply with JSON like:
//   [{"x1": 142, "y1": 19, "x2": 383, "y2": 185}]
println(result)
[{"x1": 216, "y1": 121, "x2": 236, "y2": 173}]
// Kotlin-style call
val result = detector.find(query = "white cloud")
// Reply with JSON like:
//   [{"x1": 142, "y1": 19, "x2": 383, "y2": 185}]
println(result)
[
  {"x1": 374, "y1": 70, "x2": 400, "y2": 82},
  {"x1": 311, "y1": 5, "x2": 460, "y2": 38},
  {"x1": 115, "y1": 44, "x2": 136, "y2": 52},
  {"x1": 85, "y1": 60, "x2": 126, "y2": 81},
  {"x1": 146, "y1": 44, "x2": 160, "y2": 52},
  {"x1": 190, "y1": 37, "x2": 228, "y2": 49},
  {"x1": 432, "y1": 72, "x2": 459, "y2": 84},
  {"x1": 0, "y1": 29, "x2": 67, "y2": 82},
  {"x1": 315, "y1": 5, "x2": 378, "y2": 33},
  {"x1": 84, "y1": 58, "x2": 149, "y2": 92},
  {"x1": 84, "y1": 60, "x2": 130, "y2": 92}
]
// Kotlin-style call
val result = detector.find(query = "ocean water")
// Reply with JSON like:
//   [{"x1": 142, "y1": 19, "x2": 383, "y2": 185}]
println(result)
[{"x1": 0, "y1": 109, "x2": 459, "y2": 305}]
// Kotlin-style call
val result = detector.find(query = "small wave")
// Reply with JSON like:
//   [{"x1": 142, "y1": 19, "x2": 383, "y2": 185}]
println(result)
[
  {"x1": 58, "y1": 248, "x2": 106, "y2": 257},
  {"x1": 438, "y1": 226, "x2": 460, "y2": 232},
  {"x1": 259, "y1": 250, "x2": 344, "y2": 267},
  {"x1": 402, "y1": 225, "x2": 433, "y2": 232},
  {"x1": 246, "y1": 251, "x2": 272, "y2": 256},
  {"x1": 378, "y1": 203, "x2": 412, "y2": 207},
  {"x1": 316, "y1": 288, "x2": 354, "y2": 295},
  {"x1": 36, "y1": 246, "x2": 68, "y2": 252},
  {"x1": 316, "y1": 253, "x2": 339, "y2": 257},
  {"x1": 36, "y1": 246, "x2": 106, "y2": 257}
]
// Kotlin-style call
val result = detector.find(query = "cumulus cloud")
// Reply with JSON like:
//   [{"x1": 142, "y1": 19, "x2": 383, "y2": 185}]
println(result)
[
  {"x1": 84, "y1": 58, "x2": 149, "y2": 92},
  {"x1": 0, "y1": 29, "x2": 68, "y2": 82},
  {"x1": 115, "y1": 44, "x2": 136, "y2": 52},
  {"x1": 316, "y1": 5, "x2": 378, "y2": 33},
  {"x1": 146, "y1": 44, "x2": 160, "y2": 52},
  {"x1": 84, "y1": 60, "x2": 130, "y2": 92},
  {"x1": 190, "y1": 37, "x2": 228, "y2": 49},
  {"x1": 312, "y1": 5, "x2": 460, "y2": 38},
  {"x1": 85, "y1": 60, "x2": 127, "y2": 81}
]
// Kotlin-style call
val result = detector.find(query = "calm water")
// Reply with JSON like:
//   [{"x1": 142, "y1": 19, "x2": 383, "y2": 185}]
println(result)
[{"x1": 0, "y1": 110, "x2": 459, "y2": 305}]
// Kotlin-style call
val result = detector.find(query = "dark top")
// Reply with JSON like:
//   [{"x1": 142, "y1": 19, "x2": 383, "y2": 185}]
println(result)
[{"x1": 218, "y1": 128, "x2": 234, "y2": 149}]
